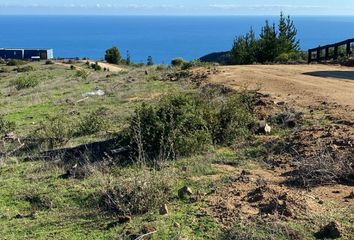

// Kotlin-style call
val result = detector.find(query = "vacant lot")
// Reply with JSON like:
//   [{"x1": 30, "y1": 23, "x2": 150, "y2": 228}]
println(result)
[
  {"x1": 0, "y1": 61, "x2": 353, "y2": 240},
  {"x1": 210, "y1": 64, "x2": 354, "y2": 119}
]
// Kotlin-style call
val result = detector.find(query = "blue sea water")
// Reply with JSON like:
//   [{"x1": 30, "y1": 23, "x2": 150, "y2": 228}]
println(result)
[{"x1": 0, "y1": 15, "x2": 354, "y2": 63}]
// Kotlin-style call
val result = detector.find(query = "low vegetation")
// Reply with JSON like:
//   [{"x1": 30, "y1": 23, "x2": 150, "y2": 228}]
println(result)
[
  {"x1": 0, "y1": 60, "x2": 352, "y2": 240},
  {"x1": 12, "y1": 74, "x2": 39, "y2": 90}
]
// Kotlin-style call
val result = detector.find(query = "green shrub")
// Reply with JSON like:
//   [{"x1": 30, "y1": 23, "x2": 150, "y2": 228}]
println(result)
[
  {"x1": 32, "y1": 115, "x2": 72, "y2": 149},
  {"x1": 128, "y1": 93, "x2": 211, "y2": 162},
  {"x1": 75, "y1": 108, "x2": 108, "y2": 137},
  {"x1": 147, "y1": 56, "x2": 154, "y2": 66},
  {"x1": 105, "y1": 46, "x2": 121, "y2": 64},
  {"x1": 45, "y1": 60, "x2": 54, "y2": 65},
  {"x1": 90, "y1": 62, "x2": 102, "y2": 71},
  {"x1": 275, "y1": 53, "x2": 289, "y2": 63},
  {"x1": 6, "y1": 59, "x2": 26, "y2": 66},
  {"x1": 12, "y1": 74, "x2": 39, "y2": 90},
  {"x1": 0, "y1": 115, "x2": 15, "y2": 136},
  {"x1": 171, "y1": 58, "x2": 185, "y2": 67},
  {"x1": 212, "y1": 94, "x2": 255, "y2": 145},
  {"x1": 75, "y1": 69, "x2": 89, "y2": 80},
  {"x1": 16, "y1": 65, "x2": 35, "y2": 72},
  {"x1": 128, "y1": 90, "x2": 256, "y2": 162}
]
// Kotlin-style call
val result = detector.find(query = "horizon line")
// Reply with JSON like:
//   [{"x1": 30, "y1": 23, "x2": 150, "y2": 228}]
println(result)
[{"x1": 1, "y1": 14, "x2": 354, "y2": 17}]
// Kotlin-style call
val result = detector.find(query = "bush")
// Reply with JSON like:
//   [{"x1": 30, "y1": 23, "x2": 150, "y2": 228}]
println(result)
[
  {"x1": 16, "y1": 65, "x2": 35, "y2": 72},
  {"x1": 128, "y1": 94, "x2": 212, "y2": 163},
  {"x1": 75, "y1": 108, "x2": 108, "y2": 137},
  {"x1": 275, "y1": 53, "x2": 289, "y2": 63},
  {"x1": 147, "y1": 56, "x2": 154, "y2": 66},
  {"x1": 90, "y1": 62, "x2": 102, "y2": 71},
  {"x1": 6, "y1": 59, "x2": 26, "y2": 66},
  {"x1": 12, "y1": 74, "x2": 39, "y2": 90},
  {"x1": 212, "y1": 94, "x2": 256, "y2": 145},
  {"x1": 127, "y1": 90, "x2": 256, "y2": 163},
  {"x1": 45, "y1": 60, "x2": 54, "y2": 65},
  {"x1": 289, "y1": 150, "x2": 354, "y2": 187},
  {"x1": 171, "y1": 58, "x2": 185, "y2": 67},
  {"x1": 98, "y1": 171, "x2": 171, "y2": 215},
  {"x1": 32, "y1": 115, "x2": 72, "y2": 149},
  {"x1": 105, "y1": 46, "x2": 121, "y2": 64},
  {"x1": 75, "y1": 69, "x2": 89, "y2": 80},
  {"x1": 0, "y1": 115, "x2": 15, "y2": 136}
]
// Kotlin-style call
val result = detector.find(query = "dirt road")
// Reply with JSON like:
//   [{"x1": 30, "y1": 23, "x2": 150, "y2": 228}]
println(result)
[
  {"x1": 210, "y1": 64, "x2": 354, "y2": 110},
  {"x1": 87, "y1": 61, "x2": 123, "y2": 72},
  {"x1": 53, "y1": 62, "x2": 353, "y2": 106}
]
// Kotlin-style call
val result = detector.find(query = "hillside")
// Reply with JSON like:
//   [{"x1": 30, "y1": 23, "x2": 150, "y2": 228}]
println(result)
[{"x1": 0, "y1": 60, "x2": 353, "y2": 239}]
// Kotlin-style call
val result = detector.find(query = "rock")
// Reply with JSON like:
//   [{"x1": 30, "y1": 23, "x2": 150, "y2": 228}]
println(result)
[
  {"x1": 264, "y1": 124, "x2": 272, "y2": 134},
  {"x1": 316, "y1": 221, "x2": 343, "y2": 239},
  {"x1": 276, "y1": 101, "x2": 285, "y2": 106},
  {"x1": 241, "y1": 170, "x2": 251, "y2": 176},
  {"x1": 82, "y1": 89, "x2": 105, "y2": 97},
  {"x1": 159, "y1": 204, "x2": 169, "y2": 215},
  {"x1": 345, "y1": 191, "x2": 354, "y2": 199},
  {"x1": 256, "y1": 121, "x2": 271, "y2": 134},
  {"x1": 178, "y1": 186, "x2": 193, "y2": 199}
]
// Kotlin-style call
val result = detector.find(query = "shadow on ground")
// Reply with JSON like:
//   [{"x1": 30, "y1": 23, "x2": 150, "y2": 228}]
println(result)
[{"x1": 303, "y1": 71, "x2": 354, "y2": 81}]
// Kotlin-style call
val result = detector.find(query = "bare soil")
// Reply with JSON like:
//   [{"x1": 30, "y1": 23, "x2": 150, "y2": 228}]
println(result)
[{"x1": 209, "y1": 64, "x2": 354, "y2": 120}]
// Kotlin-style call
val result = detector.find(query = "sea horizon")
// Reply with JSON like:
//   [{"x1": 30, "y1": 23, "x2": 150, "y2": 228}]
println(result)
[{"x1": 1, "y1": 15, "x2": 354, "y2": 63}]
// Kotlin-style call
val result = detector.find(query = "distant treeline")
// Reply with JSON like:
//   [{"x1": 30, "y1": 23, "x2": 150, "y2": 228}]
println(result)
[{"x1": 200, "y1": 13, "x2": 305, "y2": 65}]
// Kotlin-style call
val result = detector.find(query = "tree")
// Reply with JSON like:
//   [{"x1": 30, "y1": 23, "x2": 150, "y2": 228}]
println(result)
[
  {"x1": 258, "y1": 21, "x2": 279, "y2": 63},
  {"x1": 230, "y1": 28, "x2": 258, "y2": 65},
  {"x1": 105, "y1": 46, "x2": 121, "y2": 64},
  {"x1": 147, "y1": 56, "x2": 154, "y2": 66},
  {"x1": 126, "y1": 50, "x2": 131, "y2": 65},
  {"x1": 278, "y1": 12, "x2": 300, "y2": 53}
]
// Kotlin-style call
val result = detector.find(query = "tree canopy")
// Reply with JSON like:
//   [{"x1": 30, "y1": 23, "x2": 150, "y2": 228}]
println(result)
[
  {"x1": 105, "y1": 46, "x2": 121, "y2": 64},
  {"x1": 230, "y1": 13, "x2": 300, "y2": 64}
]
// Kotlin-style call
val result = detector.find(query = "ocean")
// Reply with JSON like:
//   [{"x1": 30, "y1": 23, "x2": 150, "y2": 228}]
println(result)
[{"x1": 0, "y1": 15, "x2": 354, "y2": 63}]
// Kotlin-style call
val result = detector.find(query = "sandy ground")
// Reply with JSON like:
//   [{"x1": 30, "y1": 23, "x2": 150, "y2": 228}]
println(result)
[
  {"x1": 210, "y1": 64, "x2": 354, "y2": 115},
  {"x1": 87, "y1": 61, "x2": 123, "y2": 72}
]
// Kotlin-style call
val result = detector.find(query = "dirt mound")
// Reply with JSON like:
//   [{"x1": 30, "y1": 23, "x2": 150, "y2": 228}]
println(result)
[{"x1": 206, "y1": 170, "x2": 311, "y2": 226}]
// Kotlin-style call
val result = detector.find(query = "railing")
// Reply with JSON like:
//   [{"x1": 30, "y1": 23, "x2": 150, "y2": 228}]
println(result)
[{"x1": 308, "y1": 38, "x2": 354, "y2": 63}]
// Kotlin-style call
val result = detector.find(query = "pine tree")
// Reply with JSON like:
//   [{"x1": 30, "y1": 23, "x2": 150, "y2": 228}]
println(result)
[
  {"x1": 126, "y1": 50, "x2": 131, "y2": 65},
  {"x1": 147, "y1": 56, "x2": 154, "y2": 66},
  {"x1": 258, "y1": 21, "x2": 279, "y2": 63},
  {"x1": 230, "y1": 28, "x2": 257, "y2": 64},
  {"x1": 278, "y1": 12, "x2": 300, "y2": 53},
  {"x1": 285, "y1": 15, "x2": 300, "y2": 52}
]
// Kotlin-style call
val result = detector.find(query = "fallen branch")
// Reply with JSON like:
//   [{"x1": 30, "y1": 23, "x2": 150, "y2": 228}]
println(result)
[{"x1": 134, "y1": 231, "x2": 157, "y2": 240}]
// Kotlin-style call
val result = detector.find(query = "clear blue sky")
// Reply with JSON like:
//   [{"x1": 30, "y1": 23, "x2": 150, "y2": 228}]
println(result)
[{"x1": 1, "y1": 0, "x2": 354, "y2": 15}]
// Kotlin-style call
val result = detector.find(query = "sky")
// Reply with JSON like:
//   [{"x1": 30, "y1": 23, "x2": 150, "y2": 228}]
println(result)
[{"x1": 1, "y1": 0, "x2": 354, "y2": 15}]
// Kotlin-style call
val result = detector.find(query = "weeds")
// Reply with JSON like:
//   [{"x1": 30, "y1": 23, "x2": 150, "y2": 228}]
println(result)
[
  {"x1": 0, "y1": 115, "x2": 15, "y2": 136},
  {"x1": 289, "y1": 149, "x2": 354, "y2": 187},
  {"x1": 75, "y1": 108, "x2": 108, "y2": 137},
  {"x1": 16, "y1": 65, "x2": 35, "y2": 72},
  {"x1": 12, "y1": 74, "x2": 39, "y2": 90},
  {"x1": 76, "y1": 69, "x2": 89, "y2": 80},
  {"x1": 32, "y1": 115, "x2": 72, "y2": 149},
  {"x1": 98, "y1": 170, "x2": 172, "y2": 216}
]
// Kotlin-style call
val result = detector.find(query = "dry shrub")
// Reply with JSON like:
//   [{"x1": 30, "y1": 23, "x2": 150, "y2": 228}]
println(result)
[
  {"x1": 221, "y1": 219, "x2": 303, "y2": 240},
  {"x1": 98, "y1": 170, "x2": 172, "y2": 216},
  {"x1": 289, "y1": 150, "x2": 354, "y2": 187},
  {"x1": 31, "y1": 115, "x2": 72, "y2": 149}
]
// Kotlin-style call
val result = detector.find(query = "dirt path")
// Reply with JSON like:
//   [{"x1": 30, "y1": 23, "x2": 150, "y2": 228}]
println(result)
[
  {"x1": 86, "y1": 61, "x2": 124, "y2": 72},
  {"x1": 210, "y1": 64, "x2": 354, "y2": 118}
]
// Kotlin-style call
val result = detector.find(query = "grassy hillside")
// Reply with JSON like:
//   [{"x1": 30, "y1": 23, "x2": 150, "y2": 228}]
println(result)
[{"x1": 0, "y1": 60, "x2": 353, "y2": 239}]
